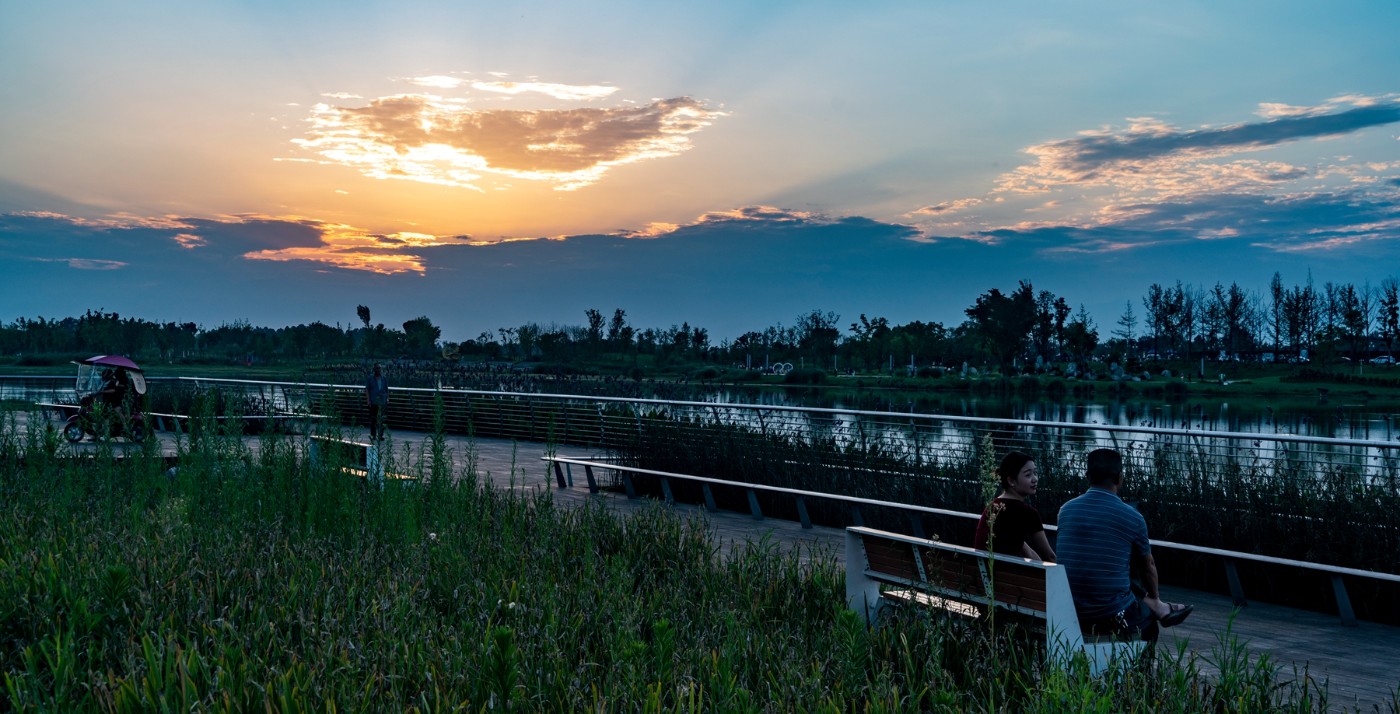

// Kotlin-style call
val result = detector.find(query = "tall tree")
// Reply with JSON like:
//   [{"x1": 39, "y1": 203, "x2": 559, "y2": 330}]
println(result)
[
  {"x1": 1143, "y1": 284, "x2": 1165, "y2": 354},
  {"x1": 1030, "y1": 290, "x2": 1061, "y2": 363},
  {"x1": 1379, "y1": 278, "x2": 1399, "y2": 357},
  {"x1": 401, "y1": 316, "x2": 441, "y2": 359},
  {"x1": 606, "y1": 308, "x2": 634, "y2": 350},
  {"x1": 794, "y1": 310, "x2": 842, "y2": 365},
  {"x1": 584, "y1": 309, "x2": 605, "y2": 347},
  {"x1": 849, "y1": 314, "x2": 891, "y2": 370},
  {"x1": 1064, "y1": 304, "x2": 1099, "y2": 365},
  {"x1": 1208, "y1": 282, "x2": 1255, "y2": 356},
  {"x1": 1053, "y1": 296, "x2": 1071, "y2": 357},
  {"x1": 964, "y1": 282, "x2": 1036, "y2": 370},
  {"x1": 1337, "y1": 284, "x2": 1373, "y2": 360},
  {"x1": 1269, "y1": 272, "x2": 1285, "y2": 353},
  {"x1": 1113, "y1": 301, "x2": 1137, "y2": 355}
]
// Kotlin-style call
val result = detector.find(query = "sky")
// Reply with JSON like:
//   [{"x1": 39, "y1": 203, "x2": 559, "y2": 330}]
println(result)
[{"x1": 2, "y1": 1, "x2": 1399, "y2": 344}]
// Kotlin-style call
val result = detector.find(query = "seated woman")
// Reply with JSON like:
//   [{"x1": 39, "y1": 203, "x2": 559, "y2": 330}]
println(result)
[{"x1": 973, "y1": 452, "x2": 1056, "y2": 562}]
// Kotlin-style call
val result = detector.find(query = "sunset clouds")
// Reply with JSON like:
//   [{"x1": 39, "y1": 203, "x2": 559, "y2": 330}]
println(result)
[
  {"x1": 293, "y1": 76, "x2": 725, "y2": 191},
  {"x1": 905, "y1": 96, "x2": 1400, "y2": 257},
  {"x1": 5, "y1": 1, "x2": 1400, "y2": 339},
  {"x1": 997, "y1": 99, "x2": 1400, "y2": 195}
]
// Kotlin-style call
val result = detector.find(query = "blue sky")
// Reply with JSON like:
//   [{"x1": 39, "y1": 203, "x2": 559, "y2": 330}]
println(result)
[{"x1": 2, "y1": 1, "x2": 1398, "y2": 341}]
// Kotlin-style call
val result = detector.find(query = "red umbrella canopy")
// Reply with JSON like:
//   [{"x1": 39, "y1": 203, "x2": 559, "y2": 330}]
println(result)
[{"x1": 81, "y1": 355, "x2": 143, "y2": 371}]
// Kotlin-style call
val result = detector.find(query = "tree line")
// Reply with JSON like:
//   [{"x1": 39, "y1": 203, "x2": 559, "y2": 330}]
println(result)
[{"x1": 3, "y1": 273, "x2": 1397, "y2": 372}]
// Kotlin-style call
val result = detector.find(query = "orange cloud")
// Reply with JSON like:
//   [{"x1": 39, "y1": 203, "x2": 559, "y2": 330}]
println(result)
[
  {"x1": 242, "y1": 220, "x2": 468, "y2": 275},
  {"x1": 172, "y1": 233, "x2": 206, "y2": 248},
  {"x1": 294, "y1": 91, "x2": 725, "y2": 191}
]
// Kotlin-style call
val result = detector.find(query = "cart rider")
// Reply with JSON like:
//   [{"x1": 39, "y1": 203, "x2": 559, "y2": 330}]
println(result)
[{"x1": 98, "y1": 368, "x2": 131, "y2": 412}]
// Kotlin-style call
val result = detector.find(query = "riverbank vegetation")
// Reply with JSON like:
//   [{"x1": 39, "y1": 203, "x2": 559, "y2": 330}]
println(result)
[
  {"x1": 3, "y1": 271, "x2": 1397, "y2": 385},
  {"x1": 0, "y1": 413, "x2": 1361, "y2": 711}
]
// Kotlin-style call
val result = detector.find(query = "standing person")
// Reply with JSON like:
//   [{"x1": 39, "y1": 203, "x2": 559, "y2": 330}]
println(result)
[
  {"x1": 973, "y1": 451, "x2": 1056, "y2": 561},
  {"x1": 1056, "y1": 448, "x2": 1192, "y2": 641},
  {"x1": 365, "y1": 363, "x2": 389, "y2": 440}
]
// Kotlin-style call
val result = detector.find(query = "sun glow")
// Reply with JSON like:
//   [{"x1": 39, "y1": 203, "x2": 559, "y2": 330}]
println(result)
[
  {"x1": 293, "y1": 84, "x2": 725, "y2": 191},
  {"x1": 242, "y1": 221, "x2": 468, "y2": 275}
]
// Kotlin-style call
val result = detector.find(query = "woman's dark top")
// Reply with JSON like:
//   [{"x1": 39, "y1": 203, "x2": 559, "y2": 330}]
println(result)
[{"x1": 972, "y1": 497, "x2": 1045, "y2": 557}]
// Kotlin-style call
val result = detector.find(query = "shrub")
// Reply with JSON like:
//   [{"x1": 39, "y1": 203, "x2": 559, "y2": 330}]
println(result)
[
  {"x1": 1017, "y1": 375, "x2": 1042, "y2": 396},
  {"x1": 693, "y1": 366, "x2": 721, "y2": 380},
  {"x1": 783, "y1": 368, "x2": 827, "y2": 385}
]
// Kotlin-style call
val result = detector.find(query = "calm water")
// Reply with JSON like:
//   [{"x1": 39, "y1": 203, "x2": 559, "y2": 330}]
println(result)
[
  {"x1": 6, "y1": 375, "x2": 1399, "y2": 442},
  {"x1": 705, "y1": 388, "x2": 1400, "y2": 443}
]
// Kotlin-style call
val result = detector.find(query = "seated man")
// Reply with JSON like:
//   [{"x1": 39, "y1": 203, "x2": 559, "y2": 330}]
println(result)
[{"x1": 1055, "y1": 448, "x2": 1192, "y2": 641}]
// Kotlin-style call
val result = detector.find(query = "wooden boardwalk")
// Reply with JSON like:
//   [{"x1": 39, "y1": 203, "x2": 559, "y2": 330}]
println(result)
[{"x1": 26, "y1": 413, "x2": 1400, "y2": 712}]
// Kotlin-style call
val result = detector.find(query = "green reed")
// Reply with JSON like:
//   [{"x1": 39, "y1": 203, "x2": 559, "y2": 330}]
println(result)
[{"x1": 1, "y1": 405, "x2": 1389, "y2": 711}]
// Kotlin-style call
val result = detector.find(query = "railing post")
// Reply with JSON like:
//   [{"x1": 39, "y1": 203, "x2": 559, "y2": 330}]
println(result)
[
  {"x1": 701, "y1": 484, "x2": 718, "y2": 512},
  {"x1": 1223, "y1": 559, "x2": 1247, "y2": 607},
  {"x1": 746, "y1": 488, "x2": 764, "y2": 520},
  {"x1": 552, "y1": 461, "x2": 567, "y2": 489},
  {"x1": 660, "y1": 477, "x2": 675, "y2": 505},
  {"x1": 795, "y1": 495, "x2": 812, "y2": 529},
  {"x1": 850, "y1": 504, "x2": 864, "y2": 527},
  {"x1": 584, "y1": 464, "x2": 599, "y2": 494},
  {"x1": 1331, "y1": 575, "x2": 1357, "y2": 627},
  {"x1": 622, "y1": 472, "x2": 637, "y2": 499}
]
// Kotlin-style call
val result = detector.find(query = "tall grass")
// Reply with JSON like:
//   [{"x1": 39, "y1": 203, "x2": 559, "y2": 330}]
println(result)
[
  {"x1": 147, "y1": 383, "x2": 1400, "y2": 619},
  {"x1": 0, "y1": 404, "x2": 1385, "y2": 711}
]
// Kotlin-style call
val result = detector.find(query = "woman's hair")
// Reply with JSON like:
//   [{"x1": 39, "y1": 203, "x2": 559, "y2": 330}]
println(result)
[{"x1": 996, "y1": 451, "x2": 1034, "y2": 490}]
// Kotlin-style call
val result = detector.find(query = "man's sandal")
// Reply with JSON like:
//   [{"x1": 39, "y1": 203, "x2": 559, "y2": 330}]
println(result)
[{"x1": 1159, "y1": 603, "x2": 1194, "y2": 627}]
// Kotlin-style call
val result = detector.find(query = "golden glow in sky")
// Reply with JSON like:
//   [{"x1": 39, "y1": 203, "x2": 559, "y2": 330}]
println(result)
[
  {"x1": 244, "y1": 221, "x2": 466, "y2": 275},
  {"x1": 293, "y1": 79, "x2": 726, "y2": 193}
]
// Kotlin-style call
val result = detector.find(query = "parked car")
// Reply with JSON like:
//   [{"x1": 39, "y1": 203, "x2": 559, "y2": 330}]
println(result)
[{"x1": 1370, "y1": 355, "x2": 1396, "y2": 365}]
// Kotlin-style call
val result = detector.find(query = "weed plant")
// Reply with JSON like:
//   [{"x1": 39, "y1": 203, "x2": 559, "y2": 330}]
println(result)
[{"x1": 0, "y1": 404, "x2": 1372, "y2": 711}]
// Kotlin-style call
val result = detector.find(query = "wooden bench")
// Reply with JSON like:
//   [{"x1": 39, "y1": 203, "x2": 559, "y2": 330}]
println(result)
[
  {"x1": 306, "y1": 434, "x2": 417, "y2": 487},
  {"x1": 846, "y1": 526, "x2": 1145, "y2": 676}
]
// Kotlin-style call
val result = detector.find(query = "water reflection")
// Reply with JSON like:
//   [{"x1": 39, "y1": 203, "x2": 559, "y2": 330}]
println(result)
[
  {"x1": 708, "y1": 388, "x2": 1400, "y2": 443},
  {"x1": 4, "y1": 376, "x2": 1399, "y2": 442}
]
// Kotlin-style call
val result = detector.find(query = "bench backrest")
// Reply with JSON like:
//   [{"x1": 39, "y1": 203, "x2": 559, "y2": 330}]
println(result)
[
  {"x1": 846, "y1": 527, "x2": 1084, "y2": 654},
  {"x1": 856, "y1": 529, "x2": 1051, "y2": 616}
]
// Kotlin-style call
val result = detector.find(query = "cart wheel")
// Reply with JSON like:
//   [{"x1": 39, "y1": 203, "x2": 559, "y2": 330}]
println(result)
[{"x1": 64, "y1": 422, "x2": 86, "y2": 443}]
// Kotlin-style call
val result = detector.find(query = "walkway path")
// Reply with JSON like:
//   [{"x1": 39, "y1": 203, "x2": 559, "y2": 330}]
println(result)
[{"x1": 455, "y1": 432, "x2": 1399, "y2": 712}]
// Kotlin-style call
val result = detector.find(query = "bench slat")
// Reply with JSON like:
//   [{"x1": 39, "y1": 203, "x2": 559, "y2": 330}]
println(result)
[{"x1": 860, "y1": 536, "x2": 920, "y2": 580}]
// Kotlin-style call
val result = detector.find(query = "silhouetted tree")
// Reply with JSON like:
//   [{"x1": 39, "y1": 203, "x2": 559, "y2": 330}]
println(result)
[
  {"x1": 402, "y1": 316, "x2": 441, "y2": 359},
  {"x1": 965, "y1": 282, "x2": 1036, "y2": 371}
]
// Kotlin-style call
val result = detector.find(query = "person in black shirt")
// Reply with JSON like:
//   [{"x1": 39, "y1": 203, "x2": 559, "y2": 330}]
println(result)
[{"x1": 973, "y1": 451, "x2": 1056, "y2": 561}]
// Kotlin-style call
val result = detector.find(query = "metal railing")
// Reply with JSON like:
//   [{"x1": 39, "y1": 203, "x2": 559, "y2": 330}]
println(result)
[
  {"x1": 9, "y1": 375, "x2": 1399, "y2": 622},
  {"x1": 8, "y1": 374, "x2": 1399, "y2": 469},
  {"x1": 131, "y1": 379, "x2": 1394, "y2": 571},
  {"x1": 542, "y1": 454, "x2": 1396, "y2": 626}
]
